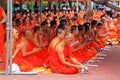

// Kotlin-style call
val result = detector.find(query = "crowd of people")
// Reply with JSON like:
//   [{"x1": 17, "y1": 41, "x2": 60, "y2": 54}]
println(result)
[{"x1": 0, "y1": 5, "x2": 120, "y2": 74}]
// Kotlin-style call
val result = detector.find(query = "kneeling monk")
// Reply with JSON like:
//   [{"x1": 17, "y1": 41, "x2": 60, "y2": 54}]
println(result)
[
  {"x1": 13, "y1": 30, "x2": 42, "y2": 67},
  {"x1": 46, "y1": 33, "x2": 83, "y2": 74}
]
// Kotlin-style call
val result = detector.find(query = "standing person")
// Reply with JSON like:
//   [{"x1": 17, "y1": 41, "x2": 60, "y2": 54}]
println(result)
[
  {"x1": 0, "y1": 6, "x2": 7, "y2": 70},
  {"x1": 0, "y1": 6, "x2": 7, "y2": 54}
]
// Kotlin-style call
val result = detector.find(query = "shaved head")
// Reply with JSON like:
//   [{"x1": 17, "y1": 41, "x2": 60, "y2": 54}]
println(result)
[
  {"x1": 24, "y1": 29, "x2": 33, "y2": 40},
  {"x1": 56, "y1": 28, "x2": 64, "y2": 36},
  {"x1": 12, "y1": 28, "x2": 17, "y2": 34},
  {"x1": 24, "y1": 29, "x2": 32, "y2": 36},
  {"x1": 64, "y1": 33, "x2": 73, "y2": 44}
]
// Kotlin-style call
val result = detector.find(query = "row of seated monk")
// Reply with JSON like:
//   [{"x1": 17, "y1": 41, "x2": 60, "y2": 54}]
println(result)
[
  {"x1": 0, "y1": 6, "x2": 120, "y2": 74},
  {"x1": 1, "y1": 19, "x2": 113, "y2": 74}
]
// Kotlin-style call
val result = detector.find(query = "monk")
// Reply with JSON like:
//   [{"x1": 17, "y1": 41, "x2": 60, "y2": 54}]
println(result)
[
  {"x1": 90, "y1": 20, "x2": 97, "y2": 38},
  {"x1": 57, "y1": 24, "x2": 71, "y2": 34},
  {"x1": 93, "y1": 10, "x2": 101, "y2": 21},
  {"x1": 71, "y1": 25, "x2": 92, "y2": 63},
  {"x1": 103, "y1": 17, "x2": 117, "y2": 40},
  {"x1": 59, "y1": 19, "x2": 67, "y2": 26},
  {"x1": 78, "y1": 25, "x2": 85, "y2": 44},
  {"x1": 49, "y1": 28, "x2": 65, "y2": 48},
  {"x1": 90, "y1": 20, "x2": 104, "y2": 48},
  {"x1": 96, "y1": 21, "x2": 109, "y2": 47},
  {"x1": 41, "y1": 21, "x2": 52, "y2": 45},
  {"x1": 44, "y1": 28, "x2": 65, "y2": 67},
  {"x1": 12, "y1": 29, "x2": 33, "y2": 72},
  {"x1": 32, "y1": 26, "x2": 49, "y2": 65},
  {"x1": 0, "y1": 6, "x2": 7, "y2": 70},
  {"x1": 45, "y1": 33, "x2": 84, "y2": 74},
  {"x1": 71, "y1": 25, "x2": 79, "y2": 42},
  {"x1": 116, "y1": 17, "x2": 120, "y2": 41},
  {"x1": 49, "y1": 20, "x2": 57, "y2": 39},
  {"x1": 64, "y1": 24, "x2": 71, "y2": 33},
  {"x1": 15, "y1": 18, "x2": 23, "y2": 39},
  {"x1": 15, "y1": 30, "x2": 42, "y2": 67},
  {"x1": 32, "y1": 26, "x2": 44, "y2": 48},
  {"x1": 71, "y1": 25, "x2": 86, "y2": 63},
  {"x1": 82, "y1": 22, "x2": 97, "y2": 60}
]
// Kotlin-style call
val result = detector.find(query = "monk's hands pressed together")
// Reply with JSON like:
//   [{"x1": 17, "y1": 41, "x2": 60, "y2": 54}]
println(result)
[
  {"x1": 41, "y1": 42, "x2": 48, "y2": 47},
  {"x1": 39, "y1": 34, "x2": 43, "y2": 41},
  {"x1": 78, "y1": 42, "x2": 86, "y2": 49}
]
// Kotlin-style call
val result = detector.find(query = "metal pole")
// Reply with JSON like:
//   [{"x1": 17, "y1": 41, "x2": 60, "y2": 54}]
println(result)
[
  {"x1": 9, "y1": 0, "x2": 13, "y2": 74},
  {"x1": 5, "y1": 26, "x2": 9, "y2": 75},
  {"x1": 5, "y1": 0, "x2": 10, "y2": 75},
  {"x1": 6, "y1": 0, "x2": 13, "y2": 75},
  {"x1": 4, "y1": 0, "x2": 37, "y2": 75}
]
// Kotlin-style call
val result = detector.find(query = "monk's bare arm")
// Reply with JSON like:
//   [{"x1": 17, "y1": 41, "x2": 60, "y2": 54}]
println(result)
[
  {"x1": 21, "y1": 41, "x2": 40, "y2": 57},
  {"x1": 56, "y1": 46, "x2": 81, "y2": 69},
  {"x1": 0, "y1": 8, "x2": 7, "y2": 24},
  {"x1": 72, "y1": 42, "x2": 86, "y2": 52},
  {"x1": 70, "y1": 57, "x2": 83, "y2": 67},
  {"x1": 97, "y1": 31, "x2": 109, "y2": 38},
  {"x1": 12, "y1": 40, "x2": 25, "y2": 59}
]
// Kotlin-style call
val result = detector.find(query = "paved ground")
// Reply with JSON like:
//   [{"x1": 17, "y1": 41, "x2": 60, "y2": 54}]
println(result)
[{"x1": 0, "y1": 45, "x2": 120, "y2": 80}]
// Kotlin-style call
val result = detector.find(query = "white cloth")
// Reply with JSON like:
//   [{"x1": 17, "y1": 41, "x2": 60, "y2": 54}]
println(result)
[{"x1": 9, "y1": 63, "x2": 20, "y2": 73}]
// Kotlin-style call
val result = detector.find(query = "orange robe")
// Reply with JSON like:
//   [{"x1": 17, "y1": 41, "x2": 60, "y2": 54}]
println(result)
[
  {"x1": 93, "y1": 10, "x2": 102, "y2": 21},
  {"x1": 23, "y1": 40, "x2": 44, "y2": 67},
  {"x1": 82, "y1": 34, "x2": 96, "y2": 59},
  {"x1": 105, "y1": 19, "x2": 117, "y2": 39},
  {"x1": 83, "y1": 44, "x2": 97, "y2": 60},
  {"x1": 98, "y1": 25, "x2": 108, "y2": 46},
  {"x1": 45, "y1": 42, "x2": 78, "y2": 74},
  {"x1": 0, "y1": 7, "x2": 5, "y2": 71},
  {"x1": 72, "y1": 36, "x2": 87, "y2": 63},
  {"x1": 114, "y1": 18, "x2": 120, "y2": 40},
  {"x1": 51, "y1": 29, "x2": 56, "y2": 39},
  {"x1": 1, "y1": 44, "x2": 5, "y2": 71},
  {"x1": 12, "y1": 40, "x2": 33, "y2": 72},
  {"x1": 84, "y1": 32, "x2": 97, "y2": 58},
  {"x1": 90, "y1": 29, "x2": 104, "y2": 48},
  {"x1": 18, "y1": 25, "x2": 24, "y2": 39},
  {"x1": 33, "y1": 38, "x2": 49, "y2": 65},
  {"x1": 117, "y1": 28, "x2": 120, "y2": 40},
  {"x1": 72, "y1": 35, "x2": 97, "y2": 63}
]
